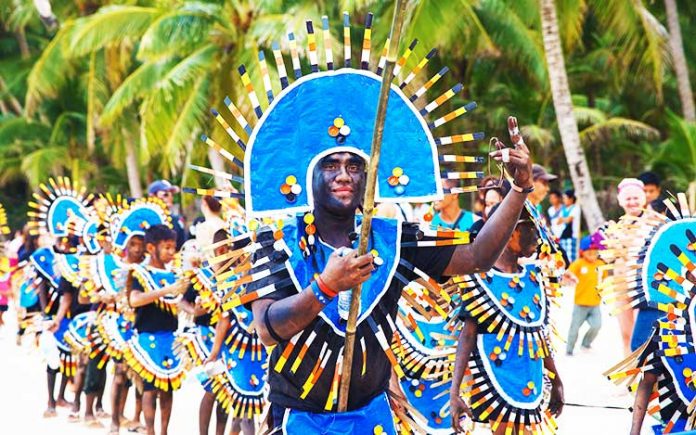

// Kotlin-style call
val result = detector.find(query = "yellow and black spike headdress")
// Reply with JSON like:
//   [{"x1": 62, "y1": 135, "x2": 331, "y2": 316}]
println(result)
[
  {"x1": 188, "y1": 12, "x2": 485, "y2": 217},
  {"x1": 27, "y1": 177, "x2": 101, "y2": 253}
]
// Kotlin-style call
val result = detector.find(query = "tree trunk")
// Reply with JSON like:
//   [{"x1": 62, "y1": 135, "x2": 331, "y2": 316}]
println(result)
[
  {"x1": 123, "y1": 131, "x2": 143, "y2": 198},
  {"x1": 664, "y1": 0, "x2": 695, "y2": 122},
  {"x1": 0, "y1": 77, "x2": 23, "y2": 115},
  {"x1": 207, "y1": 148, "x2": 231, "y2": 189},
  {"x1": 15, "y1": 29, "x2": 30, "y2": 59},
  {"x1": 539, "y1": 0, "x2": 605, "y2": 230}
]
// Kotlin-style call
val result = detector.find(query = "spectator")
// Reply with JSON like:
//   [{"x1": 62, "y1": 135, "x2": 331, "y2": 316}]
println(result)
[
  {"x1": 547, "y1": 189, "x2": 564, "y2": 240},
  {"x1": 375, "y1": 202, "x2": 415, "y2": 222},
  {"x1": 559, "y1": 190, "x2": 580, "y2": 262},
  {"x1": 147, "y1": 180, "x2": 187, "y2": 250},
  {"x1": 528, "y1": 164, "x2": 557, "y2": 213},
  {"x1": 614, "y1": 178, "x2": 647, "y2": 355},
  {"x1": 637, "y1": 171, "x2": 662, "y2": 203},
  {"x1": 196, "y1": 196, "x2": 226, "y2": 257},
  {"x1": 564, "y1": 235, "x2": 604, "y2": 355},
  {"x1": 430, "y1": 179, "x2": 480, "y2": 231},
  {"x1": 468, "y1": 181, "x2": 510, "y2": 240}
]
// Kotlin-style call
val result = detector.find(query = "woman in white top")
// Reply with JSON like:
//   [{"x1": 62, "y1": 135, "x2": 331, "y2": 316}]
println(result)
[
  {"x1": 196, "y1": 196, "x2": 226, "y2": 259},
  {"x1": 608, "y1": 178, "x2": 647, "y2": 356}
]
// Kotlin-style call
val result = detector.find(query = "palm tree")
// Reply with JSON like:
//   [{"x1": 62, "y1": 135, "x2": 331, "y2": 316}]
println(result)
[
  {"x1": 663, "y1": 0, "x2": 695, "y2": 122},
  {"x1": 652, "y1": 111, "x2": 696, "y2": 199},
  {"x1": 539, "y1": 0, "x2": 604, "y2": 230}
]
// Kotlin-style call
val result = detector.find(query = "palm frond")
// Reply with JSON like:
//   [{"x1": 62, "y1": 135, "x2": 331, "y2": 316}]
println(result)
[
  {"x1": 100, "y1": 59, "x2": 177, "y2": 125},
  {"x1": 590, "y1": 0, "x2": 668, "y2": 97},
  {"x1": 653, "y1": 111, "x2": 696, "y2": 180},
  {"x1": 49, "y1": 111, "x2": 86, "y2": 146},
  {"x1": 141, "y1": 75, "x2": 210, "y2": 176},
  {"x1": 579, "y1": 117, "x2": 660, "y2": 148},
  {"x1": 67, "y1": 6, "x2": 161, "y2": 58},
  {"x1": 24, "y1": 23, "x2": 77, "y2": 115},
  {"x1": 401, "y1": 0, "x2": 494, "y2": 58},
  {"x1": 556, "y1": 0, "x2": 587, "y2": 52},
  {"x1": 137, "y1": 3, "x2": 222, "y2": 62},
  {"x1": 520, "y1": 124, "x2": 555, "y2": 149},
  {"x1": 155, "y1": 44, "x2": 218, "y2": 95},
  {"x1": 0, "y1": 116, "x2": 51, "y2": 143},
  {"x1": 20, "y1": 145, "x2": 70, "y2": 188},
  {"x1": 477, "y1": 0, "x2": 547, "y2": 84},
  {"x1": 573, "y1": 106, "x2": 607, "y2": 127}
]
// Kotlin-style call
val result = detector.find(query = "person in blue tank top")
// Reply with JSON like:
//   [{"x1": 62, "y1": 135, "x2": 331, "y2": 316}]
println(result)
[{"x1": 430, "y1": 179, "x2": 480, "y2": 231}]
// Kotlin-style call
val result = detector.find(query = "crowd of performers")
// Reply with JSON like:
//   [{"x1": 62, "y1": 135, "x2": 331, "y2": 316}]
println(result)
[
  {"x1": 3, "y1": 181, "x2": 266, "y2": 435},
  {"x1": 3, "y1": 10, "x2": 696, "y2": 435}
]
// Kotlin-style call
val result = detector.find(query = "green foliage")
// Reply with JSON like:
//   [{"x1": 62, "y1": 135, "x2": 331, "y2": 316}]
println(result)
[{"x1": 0, "y1": 0, "x2": 695, "y2": 223}]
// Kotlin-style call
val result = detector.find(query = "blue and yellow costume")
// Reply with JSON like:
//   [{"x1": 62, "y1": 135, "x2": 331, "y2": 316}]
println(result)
[
  {"x1": 123, "y1": 262, "x2": 185, "y2": 392},
  {"x1": 603, "y1": 194, "x2": 696, "y2": 433},
  {"x1": 177, "y1": 263, "x2": 269, "y2": 418},
  {"x1": 27, "y1": 177, "x2": 101, "y2": 377},
  {"x1": 81, "y1": 196, "x2": 171, "y2": 367},
  {"x1": 183, "y1": 10, "x2": 490, "y2": 434}
]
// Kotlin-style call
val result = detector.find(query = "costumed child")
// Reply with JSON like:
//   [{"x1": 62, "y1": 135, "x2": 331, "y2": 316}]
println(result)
[
  {"x1": 449, "y1": 205, "x2": 564, "y2": 434},
  {"x1": 49, "y1": 235, "x2": 91, "y2": 422},
  {"x1": 126, "y1": 224, "x2": 189, "y2": 435},
  {"x1": 564, "y1": 234, "x2": 604, "y2": 355},
  {"x1": 87, "y1": 196, "x2": 172, "y2": 433},
  {"x1": 180, "y1": 248, "x2": 231, "y2": 435},
  {"x1": 31, "y1": 243, "x2": 69, "y2": 417},
  {"x1": 603, "y1": 193, "x2": 696, "y2": 434},
  {"x1": 201, "y1": 228, "x2": 265, "y2": 435}
]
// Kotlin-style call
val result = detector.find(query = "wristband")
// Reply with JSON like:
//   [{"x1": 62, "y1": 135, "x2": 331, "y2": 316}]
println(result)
[
  {"x1": 511, "y1": 180, "x2": 534, "y2": 194},
  {"x1": 263, "y1": 303, "x2": 285, "y2": 343},
  {"x1": 316, "y1": 275, "x2": 338, "y2": 298},
  {"x1": 311, "y1": 280, "x2": 334, "y2": 305}
]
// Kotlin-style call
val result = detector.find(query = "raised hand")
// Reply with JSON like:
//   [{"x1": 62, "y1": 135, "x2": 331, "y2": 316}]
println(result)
[{"x1": 489, "y1": 116, "x2": 533, "y2": 189}]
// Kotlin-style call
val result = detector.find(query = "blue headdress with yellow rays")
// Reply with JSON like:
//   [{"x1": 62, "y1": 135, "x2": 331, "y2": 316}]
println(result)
[
  {"x1": 27, "y1": 177, "x2": 101, "y2": 254},
  {"x1": 186, "y1": 12, "x2": 485, "y2": 218},
  {"x1": 102, "y1": 195, "x2": 172, "y2": 254}
]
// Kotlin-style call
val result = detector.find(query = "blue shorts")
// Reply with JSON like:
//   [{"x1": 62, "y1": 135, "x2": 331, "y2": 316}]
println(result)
[{"x1": 279, "y1": 393, "x2": 396, "y2": 435}]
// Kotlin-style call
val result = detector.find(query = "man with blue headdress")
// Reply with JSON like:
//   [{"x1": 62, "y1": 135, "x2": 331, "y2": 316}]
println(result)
[{"x1": 188, "y1": 12, "x2": 543, "y2": 434}]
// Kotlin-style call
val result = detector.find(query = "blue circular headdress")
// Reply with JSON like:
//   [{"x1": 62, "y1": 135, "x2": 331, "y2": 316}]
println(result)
[
  {"x1": 103, "y1": 196, "x2": 172, "y2": 254},
  {"x1": 600, "y1": 193, "x2": 696, "y2": 312},
  {"x1": 28, "y1": 177, "x2": 101, "y2": 254},
  {"x1": 186, "y1": 12, "x2": 485, "y2": 218},
  {"x1": 602, "y1": 194, "x2": 696, "y2": 431}
]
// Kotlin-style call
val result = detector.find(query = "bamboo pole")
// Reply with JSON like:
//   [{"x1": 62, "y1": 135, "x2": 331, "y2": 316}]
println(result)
[{"x1": 337, "y1": 0, "x2": 408, "y2": 412}]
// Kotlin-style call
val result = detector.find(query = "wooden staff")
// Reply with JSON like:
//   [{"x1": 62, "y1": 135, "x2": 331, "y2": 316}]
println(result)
[{"x1": 338, "y1": 0, "x2": 409, "y2": 412}]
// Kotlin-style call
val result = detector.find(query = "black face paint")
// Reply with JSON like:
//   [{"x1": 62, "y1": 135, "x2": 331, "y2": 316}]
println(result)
[
  {"x1": 312, "y1": 152, "x2": 366, "y2": 216},
  {"x1": 516, "y1": 222, "x2": 538, "y2": 257}
]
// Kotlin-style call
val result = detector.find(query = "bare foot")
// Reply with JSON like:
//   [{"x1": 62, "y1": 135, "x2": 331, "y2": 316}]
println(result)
[
  {"x1": 95, "y1": 408, "x2": 110, "y2": 418},
  {"x1": 56, "y1": 398, "x2": 72, "y2": 408},
  {"x1": 67, "y1": 412, "x2": 81, "y2": 423},
  {"x1": 42, "y1": 408, "x2": 57, "y2": 418},
  {"x1": 125, "y1": 420, "x2": 141, "y2": 430},
  {"x1": 84, "y1": 417, "x2": 104, "y2": 428}
]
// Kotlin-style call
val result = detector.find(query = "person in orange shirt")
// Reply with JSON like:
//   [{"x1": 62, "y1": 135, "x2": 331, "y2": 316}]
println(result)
[{"x1": 564, "y1": 234, "x2": 605, "y2": 355}]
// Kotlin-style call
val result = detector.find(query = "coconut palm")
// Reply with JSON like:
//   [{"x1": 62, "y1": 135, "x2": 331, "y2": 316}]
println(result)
[
  {"x1": 663, "y1": 0, "x2": 694, "y2": 122},
  {"x1": 539, "y1": 0, "x2": 605, "y2": 230},
  {"x1": 651, "y1": 111, "x2": 696, "y2": 202}
]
